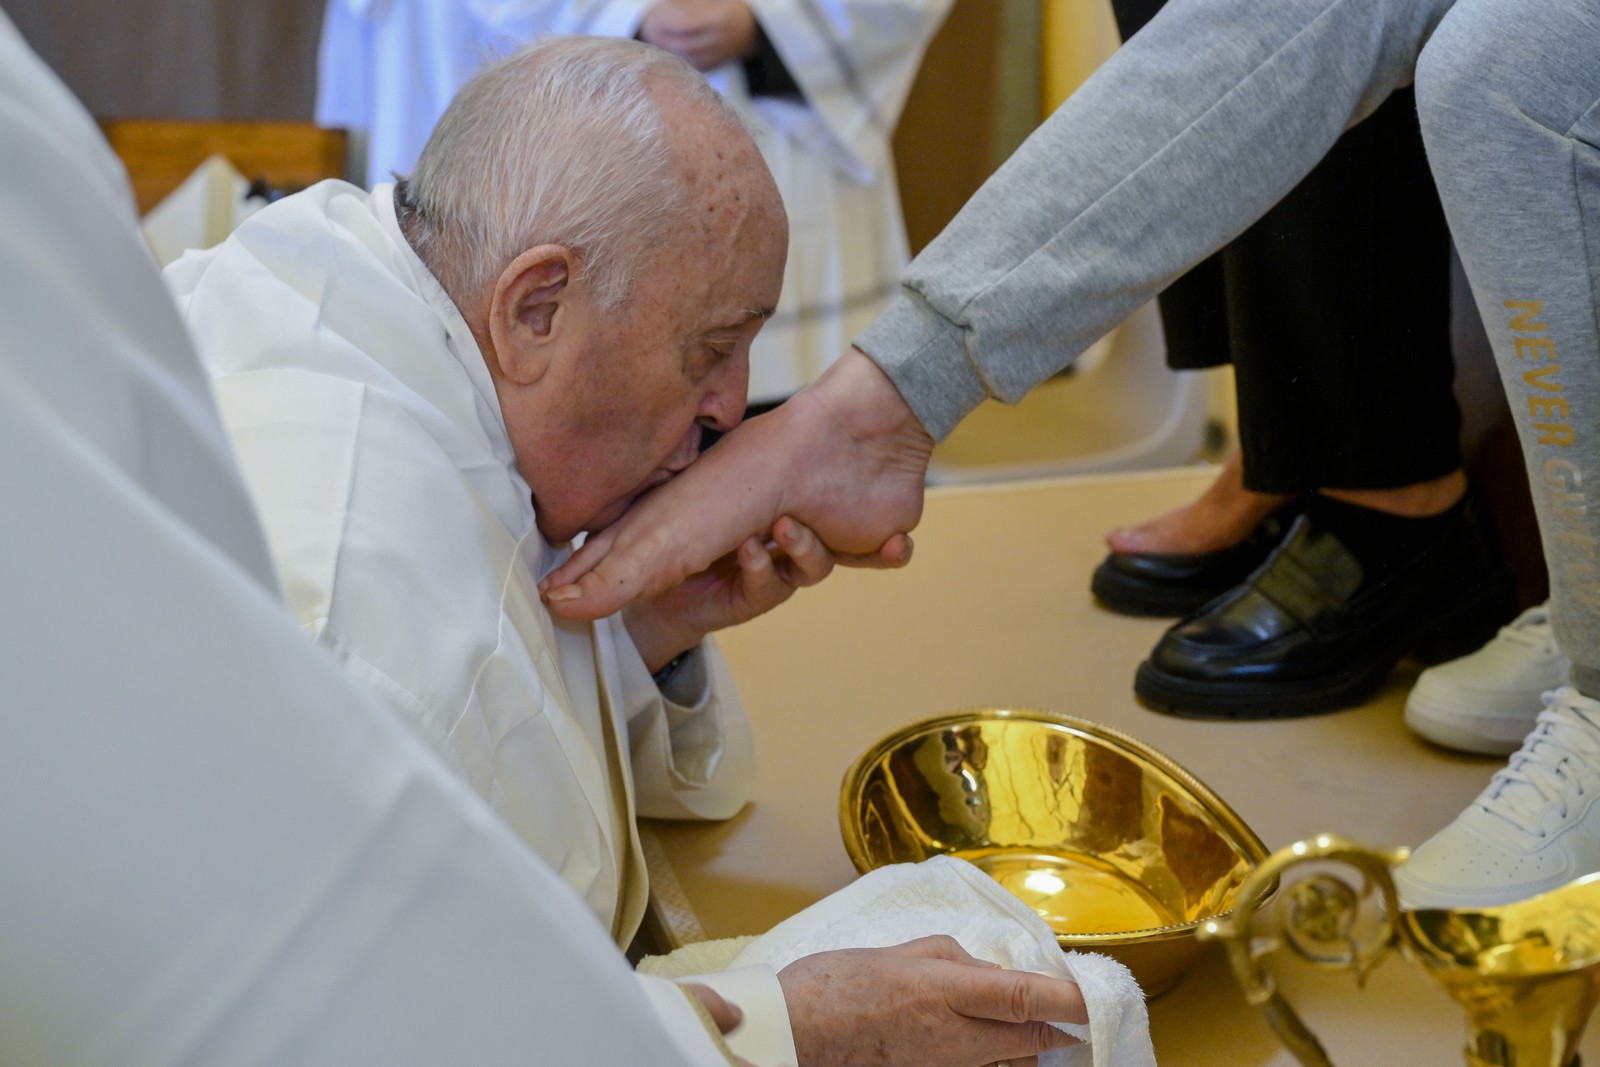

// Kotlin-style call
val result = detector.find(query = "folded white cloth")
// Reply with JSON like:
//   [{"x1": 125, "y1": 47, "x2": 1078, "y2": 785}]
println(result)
[
  {"x1": 728, "y1": 855, "x2": 1156, "y2": 1067},
  {"x1": 636, "y1": 936, "x2": 752, "y2": 979}
]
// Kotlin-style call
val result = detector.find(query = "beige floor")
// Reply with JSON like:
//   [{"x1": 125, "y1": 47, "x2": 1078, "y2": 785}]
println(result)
[{"x1": 645, "y1": 466, "x2": 1592, "y2": 1064}]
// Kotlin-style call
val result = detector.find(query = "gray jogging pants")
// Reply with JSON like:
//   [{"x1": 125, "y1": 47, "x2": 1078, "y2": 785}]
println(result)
[
  {"x1": 869, "y1": 0, "x2": 1600, "y2": 691},
  {"x1": 1417, "y1": 0, "x2": 1600, "y2": 695}
]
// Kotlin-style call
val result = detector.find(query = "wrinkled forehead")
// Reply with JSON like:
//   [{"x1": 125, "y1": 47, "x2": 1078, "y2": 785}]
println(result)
[
  {"x1": 632, "y1": 92, "x2": 786, "y2": 326},
  {"x1": 655, "y1": 82, "x2": 784, "y2": 232},
  {"x1": 675, "y1": 167, "x2": 781, "y2": 269},
  {"x1": 661, "y1": 155, "x2": 783, "y2": 270}
]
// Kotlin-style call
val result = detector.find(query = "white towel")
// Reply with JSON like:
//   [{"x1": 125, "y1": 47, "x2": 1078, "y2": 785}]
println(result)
[{"x1": 727, "y1": 855, "x2": 1156, "y2": 1067}]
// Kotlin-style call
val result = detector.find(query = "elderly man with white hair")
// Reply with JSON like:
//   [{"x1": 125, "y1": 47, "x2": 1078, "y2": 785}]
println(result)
[
  {"x1": 171, "y1": 34, "x2": 781, "y2": 948},
  {"x1": 165, "y1": 34, "x2": 1080, "y2": 1066}
]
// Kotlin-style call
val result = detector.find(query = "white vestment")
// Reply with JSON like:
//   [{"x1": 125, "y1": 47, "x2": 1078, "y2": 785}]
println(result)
[
  {"x1": 314, "y1": 0, "x2": 952, "y2": 401},
  {"x1": 164, "y1": 179, "x2": 756, "y2": 948},
  {"x1": 0, "y1": 12, "x2": 753, "y2": 1066}
]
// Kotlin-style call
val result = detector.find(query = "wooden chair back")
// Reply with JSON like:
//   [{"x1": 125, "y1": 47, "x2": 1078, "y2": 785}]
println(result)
[{"x1": 99, "y1": 118, "x2": 351, "y2": 214}]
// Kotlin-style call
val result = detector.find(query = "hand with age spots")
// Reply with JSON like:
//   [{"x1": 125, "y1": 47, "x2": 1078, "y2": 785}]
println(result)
[
  {"x1": 639, "y1": 0, "x2": 760, "y2": 72},
  {"x1": 621, "y1": 514, "x2": 839, "y2": 672},
  {"x1": 779, "y1": 936, "x2": 1087, "y2": 1067}
]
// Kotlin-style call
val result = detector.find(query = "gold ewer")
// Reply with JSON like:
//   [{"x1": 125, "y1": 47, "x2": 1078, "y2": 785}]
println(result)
[{"x1": 1199, "y1": 834, "x2": 1600, "y2": 1066}]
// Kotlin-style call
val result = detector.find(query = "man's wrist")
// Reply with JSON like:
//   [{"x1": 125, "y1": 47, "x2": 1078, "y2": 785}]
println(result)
[
  {"x1": 652, "y1": 649, "x2": 693, "y2": 689},
  {"x1": 622, "y1": 602, "x2": 701, "y2": 675},
  {"x1": 653, "y1": 644, "x2": 710, "y2": 707}
]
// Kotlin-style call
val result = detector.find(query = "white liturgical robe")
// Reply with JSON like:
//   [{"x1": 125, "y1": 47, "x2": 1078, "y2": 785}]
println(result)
[
  {"x1": 315, "y1": 0, "x2": 952, "y2": 401},
  {"x1": 164, "y1": 179, "x2": 756, "y2": 950},
  {"x1": 0, "y1": 11, "x2": 756, "y2": 1065}
]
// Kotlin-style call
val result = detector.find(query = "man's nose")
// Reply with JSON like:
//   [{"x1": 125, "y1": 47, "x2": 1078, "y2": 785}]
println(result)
[{"x1": 698, "y1": 355, "x2": 749, "y2": 431}]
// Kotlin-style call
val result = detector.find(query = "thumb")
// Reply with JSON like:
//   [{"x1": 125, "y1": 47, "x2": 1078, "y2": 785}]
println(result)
[{"x1": 681, "y1": 982, "x2": 744, "y2": 1035}]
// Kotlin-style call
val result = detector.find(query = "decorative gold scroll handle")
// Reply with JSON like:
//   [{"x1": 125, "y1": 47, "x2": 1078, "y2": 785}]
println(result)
[{"x1": 1197, "y1": 833, "x2": 1411, "y2": 1067}]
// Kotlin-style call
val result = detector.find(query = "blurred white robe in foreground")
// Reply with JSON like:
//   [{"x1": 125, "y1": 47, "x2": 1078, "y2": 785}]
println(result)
[{"x1": 0, "y1": 13, "x2": 747, "y2": 1065}]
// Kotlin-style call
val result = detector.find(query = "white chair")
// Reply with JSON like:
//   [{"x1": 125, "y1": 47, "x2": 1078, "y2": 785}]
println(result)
[{"x1": 925, "y1": 300, "x2": 1214, "y2": 485}]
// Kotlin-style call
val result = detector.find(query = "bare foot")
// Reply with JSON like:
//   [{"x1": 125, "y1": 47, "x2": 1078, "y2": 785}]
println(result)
[{"x1": 1106, "y1": 452, "x2": 1295, "y2": 556}]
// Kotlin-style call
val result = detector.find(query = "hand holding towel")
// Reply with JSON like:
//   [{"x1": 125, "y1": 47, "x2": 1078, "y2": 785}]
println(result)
[{"x1": 729, "y1": 855, "x2": 1156, "y2": 1067}]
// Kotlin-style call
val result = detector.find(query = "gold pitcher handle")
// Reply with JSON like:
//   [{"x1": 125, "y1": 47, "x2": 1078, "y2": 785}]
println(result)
[{"x1": 1199, "y1": 834, "x2": 1411, "y2": 1067}]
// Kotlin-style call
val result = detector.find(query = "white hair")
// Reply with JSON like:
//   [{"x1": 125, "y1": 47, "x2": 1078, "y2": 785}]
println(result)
[{"x1": 401, "y1": 36, "x2": 741, "y2": 311}]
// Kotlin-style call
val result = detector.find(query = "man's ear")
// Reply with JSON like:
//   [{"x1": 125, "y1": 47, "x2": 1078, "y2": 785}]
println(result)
[{"x1": 485, "y1": 244, "x2": 582, "y2": 385}]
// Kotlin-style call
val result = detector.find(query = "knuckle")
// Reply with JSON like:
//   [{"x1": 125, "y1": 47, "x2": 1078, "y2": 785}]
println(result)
[
  {"x1": 1028, "y1": 1019, "x2": 1074, "y2": 1051},
  {"x1": 1007, "y1": 975, "x2": 1040, "y2": 1022}
]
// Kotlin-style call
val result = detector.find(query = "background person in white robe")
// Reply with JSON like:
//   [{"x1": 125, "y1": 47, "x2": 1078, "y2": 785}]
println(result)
[
  {"x1": 314, "y1": 0, "x2": 950, "y2": 405},
  {"x1": 167, "y1": 37, "x2": 1078, "y2": 1065}
]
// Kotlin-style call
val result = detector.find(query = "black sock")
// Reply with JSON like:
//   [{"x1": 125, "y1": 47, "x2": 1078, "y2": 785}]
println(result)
[{"x1": 1305, "y1": 492, "x2": 1467, "y2": 593}]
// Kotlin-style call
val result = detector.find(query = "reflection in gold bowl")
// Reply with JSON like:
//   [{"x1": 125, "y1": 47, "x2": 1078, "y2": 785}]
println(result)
[{"x1": 840, "y1": 708, "x2": 1269, "y2": 996}]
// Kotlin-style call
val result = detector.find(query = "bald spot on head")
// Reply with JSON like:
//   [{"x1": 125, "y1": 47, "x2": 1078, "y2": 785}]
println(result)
[{"x1": 647, "y1": 74, "x2": 787, "y2": 304}]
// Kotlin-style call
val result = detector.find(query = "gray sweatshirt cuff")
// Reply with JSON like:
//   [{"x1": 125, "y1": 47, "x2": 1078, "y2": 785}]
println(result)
[{"x1": 854, "y1": 291, "x2": 989, "y2": 442}]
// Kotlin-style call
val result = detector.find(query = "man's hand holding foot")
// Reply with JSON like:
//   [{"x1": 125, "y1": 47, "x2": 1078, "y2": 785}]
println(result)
[{"x1": 542, "y1": 348, "x2": 933, "y2": 619}]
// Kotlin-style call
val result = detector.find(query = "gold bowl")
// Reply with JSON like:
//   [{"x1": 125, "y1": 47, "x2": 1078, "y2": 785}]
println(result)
[{"x1": 840, "y1": 707, "x2": 1269, "y2": 996}]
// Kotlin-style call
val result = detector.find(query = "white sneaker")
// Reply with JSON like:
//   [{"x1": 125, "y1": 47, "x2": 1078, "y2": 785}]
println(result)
[
  {"x1": 1395, "y1": 687, "x2": 1600, "y2": 910},
  {"x1": 1404, "y1": 602, "x2": 1570, "y2": 754}
]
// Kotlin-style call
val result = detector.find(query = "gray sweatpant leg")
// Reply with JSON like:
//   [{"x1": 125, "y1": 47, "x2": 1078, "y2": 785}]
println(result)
[{"x1": 1415, "y1": 0, "x2": 1600, "y2": 695}]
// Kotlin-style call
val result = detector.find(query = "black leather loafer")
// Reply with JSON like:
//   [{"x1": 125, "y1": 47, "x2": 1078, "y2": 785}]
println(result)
[
  {"x1": 1091, "y1": 507, "x2": 1299, "y2": 617},
  {"x1": 1134, "y1": 493, "x2": 1518, "y2": 718}
]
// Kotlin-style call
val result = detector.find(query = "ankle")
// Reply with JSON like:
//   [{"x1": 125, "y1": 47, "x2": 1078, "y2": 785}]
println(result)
[
  {"x1": 1305, "y1": 491, "x2": 1471, "y2": 591},
  {"x1": 1319, "y1": 470, "x2": 1468, "y2": 518}
]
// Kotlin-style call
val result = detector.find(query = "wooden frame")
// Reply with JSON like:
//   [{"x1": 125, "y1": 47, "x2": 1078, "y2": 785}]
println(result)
[{"x1": 99, "y1": 118, "x2": 351, "y2": 214}]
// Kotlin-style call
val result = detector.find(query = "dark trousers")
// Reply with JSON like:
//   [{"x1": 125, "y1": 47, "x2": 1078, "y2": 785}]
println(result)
[{"x1": 1110, "y1": 0, "x2": 1462, "y2": 493}]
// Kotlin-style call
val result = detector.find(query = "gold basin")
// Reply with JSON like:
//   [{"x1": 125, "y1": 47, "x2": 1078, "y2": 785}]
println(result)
[{"x1": 840, "y1": 707, "x2": 1268, "y2": 996}]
